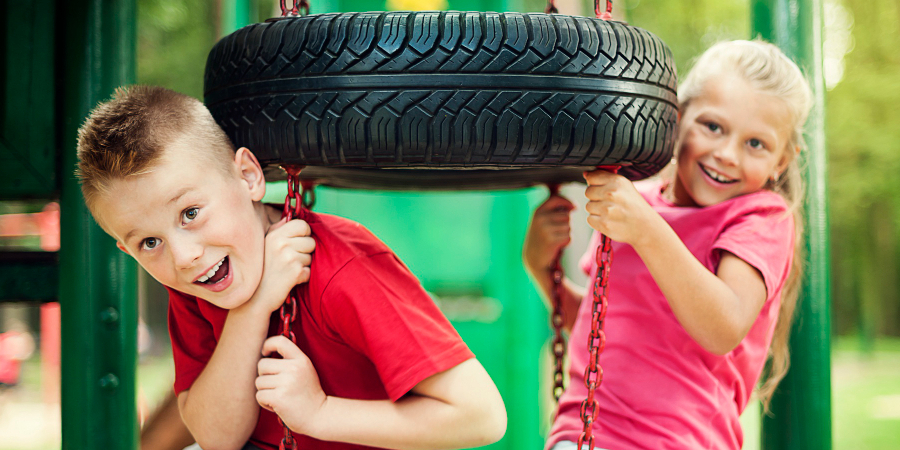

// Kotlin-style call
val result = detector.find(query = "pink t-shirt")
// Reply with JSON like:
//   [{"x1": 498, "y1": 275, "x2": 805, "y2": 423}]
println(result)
[{"x1": 546, "y1": 180, "x2": 794, "y2": 450}]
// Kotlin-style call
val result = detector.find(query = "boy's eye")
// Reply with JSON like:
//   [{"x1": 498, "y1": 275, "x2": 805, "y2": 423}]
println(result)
[
  {"x1": 182, "y1": 207, "x2": 199, "y2": 224},
  {"x1": 142, "y1": 237, "x2": 160, "y2": 250},
  {"x1": 706, "y1": 122, "x2": 721, "y2": 133}
]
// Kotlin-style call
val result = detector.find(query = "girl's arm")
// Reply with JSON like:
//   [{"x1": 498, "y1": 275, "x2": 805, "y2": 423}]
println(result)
[
  {"x1": 177, "y1": 219, "x2": 316, "y2": 450},
  {"x1": 256, "y1": 336, "x2": 507, "y2": 450},
  {"x1": 583, "y1": 170, "x2": 768, "y2": 355},
  {"x1": 522, "y1": 195, "x2": 586, "y2": 332}
]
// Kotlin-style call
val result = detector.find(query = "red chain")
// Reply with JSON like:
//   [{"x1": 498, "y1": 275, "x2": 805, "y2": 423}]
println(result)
[
  {"x1": 595, "y1": 0, "x2": 613, "y2": 20},
  {"x1": 280, "y1": 0, "x2": 309, "y2": 16},
  {"x1": 576, "y1": 234, "x2": 612, "y2": 450},
  {"x1": 547, "y1": 185, "x2": 567, "y2": 403},
  {"x1": 575, "y1": 165, "x2": 618, "y2": 450},
  {"x1": 277, "y1": 165, "x2": 306, "y2": 450}
]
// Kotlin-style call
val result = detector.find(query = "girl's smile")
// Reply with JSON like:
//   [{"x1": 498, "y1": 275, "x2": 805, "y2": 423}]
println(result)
[{"x1": 670, "y1": 71, "x2": 794, "y2": 207}]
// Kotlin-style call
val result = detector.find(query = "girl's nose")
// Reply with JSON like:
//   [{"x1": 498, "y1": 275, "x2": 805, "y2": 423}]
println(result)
[{"x1": 713, "y1": 138, "x2": 740, "y2": 165}]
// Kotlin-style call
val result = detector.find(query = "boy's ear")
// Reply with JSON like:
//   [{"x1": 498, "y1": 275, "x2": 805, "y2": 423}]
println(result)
[
  {"x1": 234, "y1": 147, "x2": 266, "y2": 202},
  {"x1": 116, "y1": 241, "x2": 131, "y2": 255}
]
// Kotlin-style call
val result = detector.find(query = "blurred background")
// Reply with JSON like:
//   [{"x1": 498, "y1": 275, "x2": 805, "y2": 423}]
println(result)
[{"x1": 1, "y1": 0, "x2": 898, "y2": 448}]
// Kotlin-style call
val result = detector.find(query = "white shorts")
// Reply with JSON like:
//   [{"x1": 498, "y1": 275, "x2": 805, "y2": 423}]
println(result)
[{"x1": 550, "y1": 440, "x2": 609, "y2": 450}]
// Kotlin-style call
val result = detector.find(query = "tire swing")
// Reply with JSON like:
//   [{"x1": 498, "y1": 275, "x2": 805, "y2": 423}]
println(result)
[{"x1": 204, "y1": 0, "x2": 676, "y2": 448}]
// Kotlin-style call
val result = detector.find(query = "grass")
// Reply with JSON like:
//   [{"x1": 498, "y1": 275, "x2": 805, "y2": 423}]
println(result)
[{"x1": 1, "y1": 337, "x2": 899, "y2": 449}]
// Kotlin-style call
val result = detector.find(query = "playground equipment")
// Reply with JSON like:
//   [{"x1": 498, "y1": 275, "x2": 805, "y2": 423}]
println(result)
[{"x1": 0, "y1": 0, "x2": 830, "y2": 449}]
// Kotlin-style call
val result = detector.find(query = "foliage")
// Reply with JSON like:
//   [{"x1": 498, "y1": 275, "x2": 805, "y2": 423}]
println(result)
[{"x1": 827, "y1": 0, "x2": 900, "y2": 337}]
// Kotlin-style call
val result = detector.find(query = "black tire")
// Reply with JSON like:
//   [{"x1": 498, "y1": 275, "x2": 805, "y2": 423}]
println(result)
[{"x1": 205, "y1": 11, "x2": 677, "y2": 190}]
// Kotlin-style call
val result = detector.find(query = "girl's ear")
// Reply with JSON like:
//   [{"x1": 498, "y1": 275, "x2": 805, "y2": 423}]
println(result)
[
  {"x1": 234, "y1": 147, "x2": 267, "y2": 201},
  {"x1": 773, "y1": 145, "x2": 801, "y2": 180}
]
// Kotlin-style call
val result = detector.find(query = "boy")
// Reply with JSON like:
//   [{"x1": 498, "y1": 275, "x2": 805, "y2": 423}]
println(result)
[{"x1": 76, "y1": 85, "x2": 507, "y2": 450}]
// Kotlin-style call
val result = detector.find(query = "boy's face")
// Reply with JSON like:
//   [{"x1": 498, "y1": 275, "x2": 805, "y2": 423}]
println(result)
[{"x1": 94, "y1": 138, "x2": 271, "y2": 309}]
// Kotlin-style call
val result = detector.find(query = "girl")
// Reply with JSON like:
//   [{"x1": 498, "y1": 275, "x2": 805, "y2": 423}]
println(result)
[{"x1": 523, "y1": 40, "x2": 813, "y2": 450}]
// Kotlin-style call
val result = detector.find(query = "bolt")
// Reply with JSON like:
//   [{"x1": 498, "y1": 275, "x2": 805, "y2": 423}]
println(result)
[
  {"x1": 100, "y1": 307, "x2": 119, "y2": 324},
  {"x1": 99, "y1": 373, "x2": 119, "y2": 390}
]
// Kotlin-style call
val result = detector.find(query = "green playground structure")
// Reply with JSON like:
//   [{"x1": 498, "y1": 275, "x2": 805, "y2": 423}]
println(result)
[{"x1": 0, "y1": 0, "x2": 830, "y2": 448}]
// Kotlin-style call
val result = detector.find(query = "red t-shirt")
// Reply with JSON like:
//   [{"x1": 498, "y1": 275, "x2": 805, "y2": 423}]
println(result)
[{"x1": 167, "y1": 210, "x2": 474, "y2": 450}]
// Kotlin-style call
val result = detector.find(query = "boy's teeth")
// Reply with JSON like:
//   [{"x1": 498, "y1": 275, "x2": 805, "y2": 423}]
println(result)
[{"x1": 197, "y1": 258, "x2": 225, "y2": 283}]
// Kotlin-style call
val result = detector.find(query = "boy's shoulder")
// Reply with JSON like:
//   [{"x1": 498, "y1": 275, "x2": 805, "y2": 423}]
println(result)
[{"x1": 301, "y1": 210, "x2": 397, "y2": 272}]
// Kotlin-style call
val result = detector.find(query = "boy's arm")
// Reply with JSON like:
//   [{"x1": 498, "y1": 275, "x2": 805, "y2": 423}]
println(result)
[
  {"x1": 257, "y1": 337, "x2": 507, "y2": 450},
  {"x1": 140, "y1": 390, "x2": 194, "y2": 450},
  {"x1": 177, "y1": 218, "x2": 315, "y2": 450},
  {"x1": 522, "y1": 195, "x2": 586, "y2": 332},
  {"x1": 583, "y1": 170, "x2": 769, "y2": 355}
]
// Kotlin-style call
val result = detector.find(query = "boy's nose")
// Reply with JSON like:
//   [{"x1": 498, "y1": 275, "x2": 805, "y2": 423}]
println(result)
[{"x1": 170, "y1": 236, "x2": 204, "y2": 270}]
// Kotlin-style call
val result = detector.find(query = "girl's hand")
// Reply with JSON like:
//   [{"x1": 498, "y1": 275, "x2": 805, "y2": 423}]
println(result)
[
  {"x1": 256, "y1": 336, "x2": 327, "y2": 435},
  {"x1": 253, "y1": 218, "x2": 316, "y2": 313},
  {"x1": 583, "y1": 169, "x2": 658, "y2": 247},
  {"x1": 523, "y1": 194, "x2": 575, "y2": 276}
]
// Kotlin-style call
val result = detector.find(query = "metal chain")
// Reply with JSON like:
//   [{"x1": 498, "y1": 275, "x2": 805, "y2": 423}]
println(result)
[
  {"x1": 576, "y1": 234, "x2": 612, "y2": 450},
  {"x1": 546, "y1": 184, "x2": 567, "y2": 403},
  {"x1": 594, "y1": 0, "x2": 613, "y2": 19},
  {"x1": 544, "y1": 0, "x2": 558, "y2": 14},
  {"x1": 280, "y1": 0, "x2": 310, "y2": 17},
  {"x1": 576, "y1": 166, "x2": 618, "y2": 450},
  {"x1": 550, "y1": 251, "x2": 566, "y2": 402},
  {"x1": 277, "y1": 165, "x2": 306, "y2": 450}
]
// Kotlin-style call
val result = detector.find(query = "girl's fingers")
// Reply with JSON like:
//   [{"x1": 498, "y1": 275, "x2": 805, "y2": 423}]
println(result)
[{"x1": 583, "y1": 169, "x2": 618, "y2": 185}]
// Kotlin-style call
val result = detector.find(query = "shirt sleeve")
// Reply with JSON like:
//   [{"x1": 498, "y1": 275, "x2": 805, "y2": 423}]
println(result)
[
  {"x1": 711, "y1": 200, "x2": 795, "y2": 298},
  {"x1": 319, "y1": 253, "x2": 474, "y2": 401},
  {"x1": 167, "y1": 288, "x2": 223, "y2": 394}
]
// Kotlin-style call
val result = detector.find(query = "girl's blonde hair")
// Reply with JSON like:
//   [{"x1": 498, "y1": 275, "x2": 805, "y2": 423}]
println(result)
[{"x1": 677, "y1": 40, "x2": 813, "y2": 410}]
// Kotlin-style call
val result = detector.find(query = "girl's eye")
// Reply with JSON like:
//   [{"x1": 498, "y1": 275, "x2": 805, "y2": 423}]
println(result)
[
  {"x1": 748, "y1": 138, "x2": 766, "y2": 150},
  {"x1": 182, "y1": 207, "x2": 199, "y2": 224},
  {"x1": 142, "y1": 237, "x2": 160, "y2": 251},
  {"x1": 706, "y1": 122, "x2": 721, "y2": 133}
]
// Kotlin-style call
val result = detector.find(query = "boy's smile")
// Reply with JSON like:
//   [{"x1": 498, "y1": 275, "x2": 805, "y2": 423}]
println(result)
[{"x1": 93, "y1": 137, "x2": 273, "y2": 309}]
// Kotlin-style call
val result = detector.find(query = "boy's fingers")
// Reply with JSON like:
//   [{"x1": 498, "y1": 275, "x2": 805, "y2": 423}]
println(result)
[
  {"x1": 266, "y1": 216, "x2": 289, "y2": 233},
  {"x1": 294, "y1": 236, "x2": 316, "y2": 254},
  {"x1": 261, "y1": 335, "x2": 304, "y2": 360},
  {"x1": 284, "y1": 219, "x2": 312, "y2": 237}
]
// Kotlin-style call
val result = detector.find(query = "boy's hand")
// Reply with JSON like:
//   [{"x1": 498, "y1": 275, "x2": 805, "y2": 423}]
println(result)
[
  {"x1": 583, "y1": 169, "x2": 658, "y2": 247},
  {"x1": 254, "y1": 218, "x2": 316, "y2": 313},
  {"x1": 256, "y1": 335, "x2": 326, "y2": 435},
  {"x1": 523, "y1": 194, "x2": 575, "y2": 277}
]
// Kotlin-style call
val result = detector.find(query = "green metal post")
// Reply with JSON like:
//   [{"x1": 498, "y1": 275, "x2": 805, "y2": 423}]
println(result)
[
  {"x1": 60, "y1": 0, "x2": 139, "y2": 449},
  {"x1": 751, "y1": 1, "x2": 832, "y2": 449},
  {"x1": 221, "y1": 0, "x2": 254, "y2": 36}
]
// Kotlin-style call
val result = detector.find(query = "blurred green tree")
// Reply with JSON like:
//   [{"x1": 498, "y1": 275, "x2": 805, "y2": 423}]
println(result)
[{"x1": 827, "y1": 0, "x2": 900, "y2": 342}]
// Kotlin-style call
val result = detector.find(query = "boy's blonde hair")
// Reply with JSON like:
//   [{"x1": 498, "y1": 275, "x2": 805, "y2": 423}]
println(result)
[
  {"x1": 76, "y1": 85, "x2": 235, "y2": 220},
  {"x1": 678, "y1": 40, "x2": 813, "y2": 410}
]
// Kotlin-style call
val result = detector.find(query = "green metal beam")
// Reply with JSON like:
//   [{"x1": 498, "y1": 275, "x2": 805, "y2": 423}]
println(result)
[
  {"x1": 60, "y1": 0, "x2": 139, "y2": 449},
  {"x1": 0, "y1": 252, "x2": 58, "y2": 303},
  {"x1": 751, "y1": 1, "x2": 832, "y2": 449}
]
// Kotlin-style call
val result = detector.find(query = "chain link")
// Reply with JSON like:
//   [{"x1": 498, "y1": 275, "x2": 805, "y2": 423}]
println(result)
[
  {"x1": 280, "y1": 0, "x2": 310, "y2": 16},
  {"x1": 277, "y1": 165, "x2": 307, "y2": 450},
  {"x1": 594, "y1": 0, "x2": 613, "y2": 19},
  {"x1": 550, "y1": 250, "x2": 566, "y2": 402},
  {"x1": 577, "y1": 233, "x2": 612, "y2": 450}
]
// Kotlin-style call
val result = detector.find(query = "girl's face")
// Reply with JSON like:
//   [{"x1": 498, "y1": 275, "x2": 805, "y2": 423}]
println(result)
[{"x1": 670, "y1": 71, "x2": 794, "y2": 207}]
